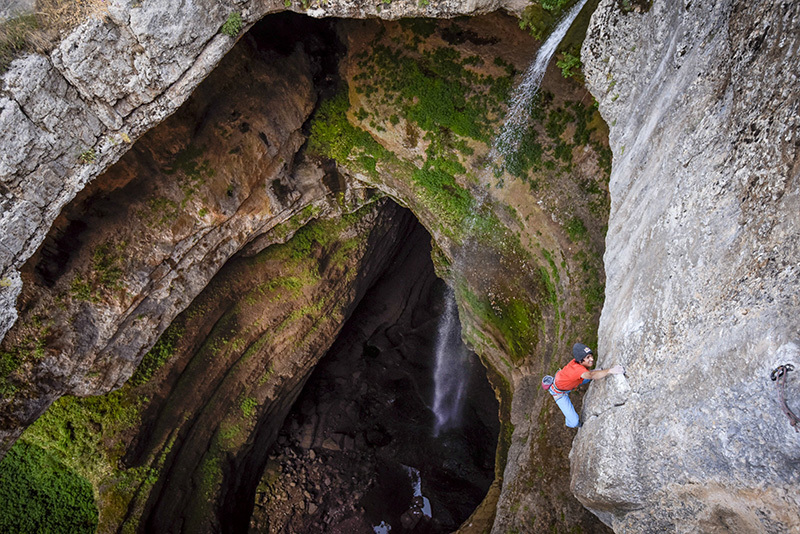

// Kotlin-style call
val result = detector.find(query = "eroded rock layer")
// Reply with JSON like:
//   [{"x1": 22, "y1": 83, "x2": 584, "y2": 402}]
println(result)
[{"x1": 576, "y1": 0, "x2": 800, "y2": 531}]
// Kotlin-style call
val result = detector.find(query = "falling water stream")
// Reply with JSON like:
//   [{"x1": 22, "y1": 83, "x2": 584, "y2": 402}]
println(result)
[
  {"x1": 432, "y1": 289, "x2": 469, "y2": 436},
  {"x1": 431, "y1": 0, "x2": 590, "y2": 435},
  {"x1": 493, "y1": 0, "x2": 591, "y2": 160}
]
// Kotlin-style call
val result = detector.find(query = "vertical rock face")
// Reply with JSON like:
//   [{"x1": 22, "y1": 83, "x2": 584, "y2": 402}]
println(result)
[{"x1": 576, "y1": 0, "x2": 800, "y2": 531}]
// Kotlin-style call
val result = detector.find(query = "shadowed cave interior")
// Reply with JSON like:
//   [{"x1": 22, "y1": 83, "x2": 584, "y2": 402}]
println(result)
[{"x1": 248, "y1": 211, "x2": 500, "y2": 533}]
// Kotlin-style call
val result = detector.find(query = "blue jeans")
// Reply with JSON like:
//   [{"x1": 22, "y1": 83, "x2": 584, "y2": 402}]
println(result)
[{"x1": 553, "y1": 379, "x2": 590, "y2": 428}]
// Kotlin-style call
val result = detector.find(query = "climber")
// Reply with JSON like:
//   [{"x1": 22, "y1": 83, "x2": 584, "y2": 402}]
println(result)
[{"x1": 546, "y1": 343, "x2": 624, "y2": 428}]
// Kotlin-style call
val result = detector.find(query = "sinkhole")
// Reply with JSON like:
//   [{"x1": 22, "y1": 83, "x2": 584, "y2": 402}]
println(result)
[
  {"x1": 249, "y1": 212, "x2": 500, "y2": 534},
  {"x1": 1, "y1": 5, "x2": 610, "y2": 532}
]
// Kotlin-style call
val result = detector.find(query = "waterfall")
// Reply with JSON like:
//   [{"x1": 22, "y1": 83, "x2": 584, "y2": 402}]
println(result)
[
  {"x1": 493, "y1": 0, "x2": 590, "y2": 160},
  {"x1": 430, "y1": 0, "x2": 589, "y2": 438},
  {"x1": 432, "y1": 289, "x2": 469, "y2": 437}
]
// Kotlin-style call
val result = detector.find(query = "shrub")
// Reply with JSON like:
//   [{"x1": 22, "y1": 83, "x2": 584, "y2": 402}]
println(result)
[
  {"x1": 0, "y1": 441, "x2": 98, "y2": 533},
  {"x1": 78, "y1": 148, "x2": 96, "y2": 165},
  {"x1": 556, "y1": 51, "x2": 582, "y2": 80}
]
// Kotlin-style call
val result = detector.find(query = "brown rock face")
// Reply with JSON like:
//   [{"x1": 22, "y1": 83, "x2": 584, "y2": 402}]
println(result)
[{"x1": 0, "y1": 17, "x2": 327, "y2": 449}]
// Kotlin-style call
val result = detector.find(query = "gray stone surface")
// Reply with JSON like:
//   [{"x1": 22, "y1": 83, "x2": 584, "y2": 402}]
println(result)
[
  {"x1": 0, "y1": 0, "x2": 34, "y2": 22},
  {"x1": 576, "y1": 0, "x2": 800, "y2": 531}
]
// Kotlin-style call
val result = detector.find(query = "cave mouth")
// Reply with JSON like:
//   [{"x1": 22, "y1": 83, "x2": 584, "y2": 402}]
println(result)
[{"x1": 248, "y1": 215, "x2": 500, "y2": 533}]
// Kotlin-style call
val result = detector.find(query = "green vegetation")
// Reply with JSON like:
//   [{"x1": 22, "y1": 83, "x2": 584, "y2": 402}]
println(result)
[
  {"x1": 0, "y1": 316, "x2": 50, "y2": 396},
  {"x1": 0, "y1": 0, "x2": 111, "y2": 73},
  {"x1": 162, "y1": 144, "x2": 215, "y2": 209},
  {"x1": 458, "y1": 281, "x2": 540, "y2": 364},
  {"x1": 565, "y1": 216, "x2": 588, "y2": 243},
  {"x1": 70, "y1": 241, "x2": 127, "y2": 302},
  {"x1": 556, "y1": 50, "x2": 582, "y2": 80},
  {"x1": 518, "y1": 0, "x2": 577, "y2": 41},
  {"x1": 0, "y1": 442, "x2": 97, "y2": 533},
  {"x1": 269, "y1": 204, "x2": 323, "y2": 242},
  {"x1": 220, "y1": 12, "x2": 243, "y2": 37},
  {"x1": 239, "y1": 396, "x2": 258, "y2": 418},
  {"x1": 0, "y1": 14, "x2": 38, "y2": 73},
  {"x1": 130, "y1": 322, "x2": 184, "y2": 386},
  {"x1": 352, "y1": 39, "x2": 512, "y2": 144},
  {"x1": 78, "y1": 148, "x2": 96, "y2": 165},
  {"x1": 144, "y1": 197, "x2": 179, "y2": 228},
  {"x1": 0, "y1": 202, "x2": 382, "y2": 531},
  {"x1": 307, "y1": 91, "x2": 394, "y2": 178},
  {"x1": 21, "y1": 388, "x2": 141, "y2": 484}
]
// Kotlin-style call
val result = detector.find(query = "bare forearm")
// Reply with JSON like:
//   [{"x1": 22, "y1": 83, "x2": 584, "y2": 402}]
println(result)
[
  {"x1": 584, "y1": 368, "x2": 611, "y2": 380},
  {"x1": 583, "y1": 365, "x2": 624, "y2": 380}
]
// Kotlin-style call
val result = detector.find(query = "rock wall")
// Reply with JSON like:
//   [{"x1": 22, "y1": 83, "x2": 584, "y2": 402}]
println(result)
[
  {"x1": 576, "y1": 0, "x2": 800, "y2": 531},
  {"x1": 0, "y1": 0, "x2": 525, "y2": 344},
  {"x1": 0, "y1": 30, "x2": 330, "y2": 449}
]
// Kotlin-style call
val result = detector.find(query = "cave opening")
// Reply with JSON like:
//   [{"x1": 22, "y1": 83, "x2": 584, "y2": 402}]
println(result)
[{"x1": 247, "y1": 208, "x2": 500, "y2": 533}]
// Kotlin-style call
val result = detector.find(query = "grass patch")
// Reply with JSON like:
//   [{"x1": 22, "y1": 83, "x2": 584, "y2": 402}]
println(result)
[
  {"x1": 0, "y1": 0, "x2": 109, "y2": 73},
  {"x1": 0, "y1": 441, "x2": 98, "y2": 533}
]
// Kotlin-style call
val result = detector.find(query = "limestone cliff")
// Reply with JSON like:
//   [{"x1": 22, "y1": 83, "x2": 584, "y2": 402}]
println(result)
[{"x1": 575, "y1": 0, "x2": 800, "y2": 531}]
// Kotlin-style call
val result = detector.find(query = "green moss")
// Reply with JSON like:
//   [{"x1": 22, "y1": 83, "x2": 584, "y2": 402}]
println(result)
[
  {"x1": 198, "y1": 455, "x2": 222, "y2": 501},
  {"x1": 130, "y1": 322, "x2": 185, "y2": 386},
  {"x1": 220, "y1": 12, "x2": 243, "y2": 37},
  {"x1": 458, "y1": 282, "x2": 540, "y2": 364},
  {"x1": 306, "y1": 90, "x2": 393, "y2": 178},
  {"x1": 0, "y1": 441, "x2": 98, "y2": 533},
  {"x1": 239, "y1": 396, "x2": 259, "y2": 418},
  {"x1": 257, "y1": 364, "x2": 275, "y2": 386},
  {"x1": 268, "y1": 204, "x2": 322, "y2": 243}
]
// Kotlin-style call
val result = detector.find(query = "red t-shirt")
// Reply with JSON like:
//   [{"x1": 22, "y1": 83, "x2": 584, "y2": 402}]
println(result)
[{"x1": 554, "y1": 360, "x2": 588, "y2": 391}]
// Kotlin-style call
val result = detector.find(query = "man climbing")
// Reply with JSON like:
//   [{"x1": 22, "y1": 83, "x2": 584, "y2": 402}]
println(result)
[{"x1": 547, "y1": 342, "x2": 624, "y2": 428}]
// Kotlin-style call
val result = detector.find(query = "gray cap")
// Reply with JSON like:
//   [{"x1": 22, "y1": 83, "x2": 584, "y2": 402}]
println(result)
[{"x1": 572, "y1": 343, "x2": 593, "y2": 362}]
